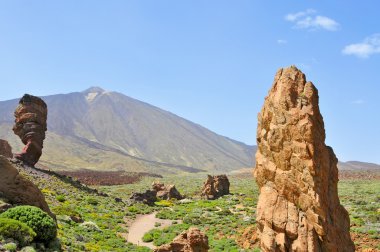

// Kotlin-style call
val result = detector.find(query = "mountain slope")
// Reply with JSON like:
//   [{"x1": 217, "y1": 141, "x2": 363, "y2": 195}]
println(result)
[
  {"x1": 0, "y1": 87, "x2": 255, "y2": 173},
  {"x1": 338, "y1": 161, "x2": 380, "y2": 171}
]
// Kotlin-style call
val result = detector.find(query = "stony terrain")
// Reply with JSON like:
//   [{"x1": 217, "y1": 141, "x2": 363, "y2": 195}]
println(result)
[{"x1": 1, "y1": 160, "x2": 379, "y2": 251}]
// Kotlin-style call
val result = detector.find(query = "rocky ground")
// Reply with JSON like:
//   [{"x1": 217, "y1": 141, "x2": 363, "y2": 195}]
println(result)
[
  {"x1": 54, "y1": 169, "x2": 162, "y2": 186},
  {"x1": 1, "y1": 162, "x2": 379, "y2": 251}
]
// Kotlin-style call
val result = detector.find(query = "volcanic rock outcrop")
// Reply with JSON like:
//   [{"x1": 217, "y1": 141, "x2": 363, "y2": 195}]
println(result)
[
  {"x1": 130, "y1": 190, "x2": 157, "y2": 206},
  {"x1": 254, "y1": 66, "x2": 354, "y2": 251},
  {"x1": 0, "y1": 156, "x2": 54, "y2": 218},
  {"x1": 201, "y1": 174, "x2": 230, "y2": 200},
  {"x1": 152, "y1": 182, "x2": 183, "y2": 200},
  {"x1": 13, "y1": 94, "x2": 47, "y2": 166},
  {"x1": 0, "y1": 139, "x2": 13, "y2": 158},
  {"x1": 154, "y1": 227, "x2": 209, "y2": 252},
  {"x1": 130, "y1": 182, "x2": 183, "y2": 205}
]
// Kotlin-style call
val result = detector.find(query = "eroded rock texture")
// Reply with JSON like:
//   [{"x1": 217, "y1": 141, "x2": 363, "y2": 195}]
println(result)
[
  {"x1": 201, "y1": 174, "x2": 230, "y2": 200},
  {"x1": 254, "y1": 66, "x2": 354, "y2": 251},
  {"x1": 13, "y1": 94, "x2": 47, "y2": 166},
  {"x1": 0, "y1": 139, "x2": 13, "y2": 158},
  {"x1": 152, "y1": 182, "x2": 183, "y2": 200},
  {"x1": 0, "y1": 156, "x2": 54, "y2": 218},
  {"x1": 154, "y1": 227, "x2": 209, "y2": 252}
]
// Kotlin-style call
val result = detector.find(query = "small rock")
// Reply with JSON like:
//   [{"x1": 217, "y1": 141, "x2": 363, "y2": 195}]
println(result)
[
  {"x1": 201, "y1": 174, "x2": 230, "y2": 200},
  {"x1": 178, "y1": 199, "x2": 194, "y2": 204},
  {"x1": 152, "y1": 182, "x2": 183, "y2": 200},
  {"x1": 130, "y1": 190, "x2": 157, "y2": 206},
  {"x1": 154, "y1": 227, "x2": 209, "y2": 252}
]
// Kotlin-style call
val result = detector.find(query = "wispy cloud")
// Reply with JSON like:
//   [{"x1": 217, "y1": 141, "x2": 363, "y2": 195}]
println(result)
[
  {"x1": 285, "y1": 9, "x2": 340, "y2": 31},
  {"x1": 285, "y1": 9, "x2": 316, "y2": 22},
  {"x1": 277, "y1": 39, "x2": 287, "y2": 45},
  {"x1": 342, "y1": 34, "x2": 380, "y2": 58},
  {"x1": 351, "y1": 99, "x2": 365, "y2": 105}
]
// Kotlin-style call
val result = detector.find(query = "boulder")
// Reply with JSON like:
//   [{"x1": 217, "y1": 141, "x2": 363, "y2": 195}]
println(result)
[
  {"x1": 236, "y1": 226, "x2": 258, "y2": 249},
  {"x1": 154, "y1": 227, "x2": 209, "y2": 252},
  {"x1": 152, "y1": 182, "x2": 183, "y2": 200},
  {"x1": 201, "y1": 175, "x2": 230, "y2": 200},
  {"x1": 0, "y1": 156, "x2": 54, "y2": 218},
  {"x1": 254, "y1": 66, "x2": 354, "y2": 251},
  {"x1": 13, "y1": 94, "x2": 47, "y2": 166},
  {"x1": 0, "y1": 139, "x2": 12, "y2": 158},
  {"x1": 130, "y1": 190, "x2": 157, "y2": 206}
]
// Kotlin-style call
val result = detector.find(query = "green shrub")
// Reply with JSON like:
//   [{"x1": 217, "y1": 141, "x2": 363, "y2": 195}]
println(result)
[
  {"x1": 0, "y1": 206, "x2": 57, "y2": 242},
  {"x1": 56, "y1": 194, "x2": 66, "y2": 202},
  {"x1": 3, "y1": 242, "x2": 17, "y2": 252},
  {"x1": 0, "y1": 218, "x2": 36, "y2": 246},
  {"x1": 155, "y1": 200, "x2": 173, "y2": 207},
  {"x1": 87, "y1": 197, "x2": 98, "y2": 205},
  {"x1": 142, "y1": 233, "x2": 153, "y2": 242},
  {"x1": 127, "y1": 205, "x2": 138, "y2": 213},
  {"x1": 52, "y1": 205, "x2": 81, "y2": 219}
]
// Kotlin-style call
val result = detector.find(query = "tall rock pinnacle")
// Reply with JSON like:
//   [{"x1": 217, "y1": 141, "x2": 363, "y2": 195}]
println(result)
[
  {"x1": 254, "y1": 66, "x2": 354, "y2": 251},
  {"x1": 13, "y1": 94, "x2": 48, "y2": 166}
]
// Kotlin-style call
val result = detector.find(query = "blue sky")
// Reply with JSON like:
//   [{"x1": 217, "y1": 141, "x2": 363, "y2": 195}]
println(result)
[{"x1": 0, "y1": 1, "x2": 379, "y2": 163}]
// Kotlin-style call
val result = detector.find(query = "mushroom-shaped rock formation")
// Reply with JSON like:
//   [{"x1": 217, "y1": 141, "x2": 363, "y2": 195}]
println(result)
[
  {"x1": 154, "y1": 227, "x2": 209, "y2": 252},
  {"x1": 0, "y1": 139, "x2": 13, "y2": 158},
  {"x1": 201, "y1": 174, "x2": 230, "y2": 200},
  {"x1": 254, "y1": 66, "x2": 354, "y2": 251},
  {"x1": 13, "y1": 94, "x2": 47, "y2": 166}
]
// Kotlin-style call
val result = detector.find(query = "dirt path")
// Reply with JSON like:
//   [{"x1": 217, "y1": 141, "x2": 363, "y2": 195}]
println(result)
[{"x1": 126, "y1": 212, "x2": 179, "y2": 249}]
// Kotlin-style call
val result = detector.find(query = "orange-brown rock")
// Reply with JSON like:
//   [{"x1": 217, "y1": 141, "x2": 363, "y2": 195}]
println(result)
[
  {"x1": 0, "y1": 156, "x2": 54, "y2": 218},
  {"x1": 0, "y1": 139, "x2": 12, "y2": 158},
  {"x1": 154, "y1": 227, "x2": 209, "y2": 252},
  {"x1": 236, "y1": 226, "x2": 258, "y2": 249},
  {"x1": 13, "y1": 94, "x2": 47, "y2": 166},
  {"x1": 152, "y1": 181, "x2": 183, "y2": 200},
  {"x1": 201, "y1": 174, "x2": 230, "y2": 200},
  {"x1": 254, "y1": 66, "x2": 354, "y2": 251}
]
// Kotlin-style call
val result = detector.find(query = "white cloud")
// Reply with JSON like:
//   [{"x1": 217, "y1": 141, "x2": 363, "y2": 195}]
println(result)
[
  {"x1": 277, "y1": 39, "x2": 287, "y2": 44},
  {"x1": 342, "y1": 34, "x2": 380, "y2": 58},
  {"x1": 285, "y1": 10, "x2": 339, "y2": 31},
  {"x1": 285, "y1": 9, "x2": 316, "y2": 22},
  {"x1": 351, "y1": 99, "x2": 365, "y2": 105}
]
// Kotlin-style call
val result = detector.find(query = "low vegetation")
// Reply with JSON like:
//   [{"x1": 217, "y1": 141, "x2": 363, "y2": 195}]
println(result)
[
  {"x1": 0, "y1": 206, "x2": 57, "y2": 242},
  {"x1": 1, "y1": 169, "x2": 378, "y2": 251},
  {"x1": 0, "y1": 218, "x2": 36, "y2": 246}
]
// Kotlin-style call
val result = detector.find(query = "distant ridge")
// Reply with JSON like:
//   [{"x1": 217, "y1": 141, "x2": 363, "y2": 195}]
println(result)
[
  {"x1": 0, "y1": 87, "x2": 255, "y2": 174},
  {"x1": 338, "y1": 161, "x2": 380, "y2": 171}
]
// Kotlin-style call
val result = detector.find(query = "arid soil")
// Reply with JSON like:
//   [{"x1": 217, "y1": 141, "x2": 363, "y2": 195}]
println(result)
[
  {"x1": 126, "y1": 212, "x2": 180, "y2": 249},
  {"x1": 339, "y1": 170, "x2": 380, "y2": 180},
  {"x1": 57, "y1": 169, "x2": 162, "y2": 186}
]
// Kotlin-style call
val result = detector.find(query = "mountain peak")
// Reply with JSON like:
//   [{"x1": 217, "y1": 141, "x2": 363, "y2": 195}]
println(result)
[
  {"x1": 82, "y1": 87, "x2": 106, "y2": 102},
  {"x1": 82, "y1": 86, "x2": 106, "y2": 94}
]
